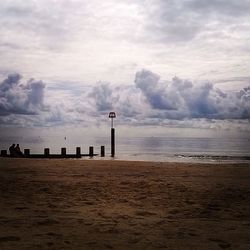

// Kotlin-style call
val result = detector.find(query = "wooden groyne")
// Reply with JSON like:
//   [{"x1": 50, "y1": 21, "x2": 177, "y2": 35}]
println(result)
[{"x1": 0, "y1": 146, "x2": 105, "y2": 159}]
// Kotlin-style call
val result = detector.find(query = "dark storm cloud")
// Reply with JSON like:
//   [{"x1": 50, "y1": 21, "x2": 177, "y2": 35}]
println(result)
[{"x1": 0, "y1": 73, "x2": 46, "y2": 116}]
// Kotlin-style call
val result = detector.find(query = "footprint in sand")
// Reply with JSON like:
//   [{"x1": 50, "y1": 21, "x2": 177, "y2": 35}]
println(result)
[
  {"x1": 47, "y1": 232, "x2": 63, "y2": 238},
  {"x1": 188, "y1": 232, "x2": 198, "y2": 237},
  {"x1": 103, "y1": 243, "x2": 114, "y2": 249},
  {"x1": 36, "y1": 218, "x2": 60, "y2": 226},
  {"x1": 15, "y1": 206, "x2": 28, "y2": 210},
  {"x1": 0, "y1": 236, "x2": 20, "y2": 242},
  {"x1": 135, "y1": 210, "x2": 156, "y2": 216},
  {"x1": 208, "y1": 238, "x2": 231, "y2": 249},
  {"x1": 169, "y1": 209, "x2": 179, "y2": 214}
]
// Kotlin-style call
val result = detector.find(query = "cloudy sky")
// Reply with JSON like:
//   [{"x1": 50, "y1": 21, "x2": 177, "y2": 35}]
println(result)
[{"x1": 0, "y1": 0, "x2": 250, "y2": 134}]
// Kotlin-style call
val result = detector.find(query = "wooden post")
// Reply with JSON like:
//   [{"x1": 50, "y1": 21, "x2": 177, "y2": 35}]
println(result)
[
  {"x1": 24, "y1": 149, "x2": 30, "y2": 157},
  {"x1": 44, "y1": 148, "x2": 50, "y2": 156},
  {"x1": 61, "y1": 147, "x2": 66, "y2": 156},
  {"x1": 1, "y1": 150, "x2": 7, "y2": 156},
  {"x1": 101, "y1": 146, "x2": 105, "y2": 157},
  {"x1": 89, "y1": 146, "x2": 94, "y2": 157},
  {"x1": 76, "y1": 147, "x2": 81, "y2": 157},
  {"x1": 111, "y1": 128, "x2": 115, "y2": 157}
]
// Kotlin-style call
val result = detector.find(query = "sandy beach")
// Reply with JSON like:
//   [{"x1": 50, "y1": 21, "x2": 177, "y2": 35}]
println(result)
[{"x1": 0, "y1": 158, "x2": 249, "y2": 249}]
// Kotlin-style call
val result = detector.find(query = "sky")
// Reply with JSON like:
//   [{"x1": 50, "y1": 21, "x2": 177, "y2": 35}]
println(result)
[{"x1": 0, "y1": 0, "x2": 250, "y2": 136}]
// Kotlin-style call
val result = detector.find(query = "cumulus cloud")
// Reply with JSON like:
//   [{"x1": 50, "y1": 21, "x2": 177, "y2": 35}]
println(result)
[
  {"x1": 78, "y1": 69, "x2": 250, "y2": 123},
  {"x1": 113, "y1": 85, "x2": 146, "y2": 118},
  {"x1": 135, "y1": 70, "x2": 181, "y2": 110},
  {"x1": 0, "y1": 70, "x2": 249, "y2": 128},
  {"x1": 88, "y1": 83, "x2": 113, "y2": 112},
  {"x1": 134, "y1": 69, "x2": 250, "y2": 120},
  {"x1": 0, "y1": 73, "x2": 46, "y2": 116}
]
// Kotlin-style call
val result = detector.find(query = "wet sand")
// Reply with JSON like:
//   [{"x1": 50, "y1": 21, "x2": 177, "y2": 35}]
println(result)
[{"x1": 0, "y1": 158, "x2": 249, "y2": 249}]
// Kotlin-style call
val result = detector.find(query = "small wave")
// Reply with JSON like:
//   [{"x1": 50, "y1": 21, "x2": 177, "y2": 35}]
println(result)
[{"x1": 174, "y1": 154, "x2": 250, "y2": 161}]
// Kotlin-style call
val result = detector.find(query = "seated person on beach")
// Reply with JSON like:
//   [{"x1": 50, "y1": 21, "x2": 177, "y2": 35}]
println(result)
[
  {"x1": 14, "y1": 144, "x2": 23, "y2": 157},
  {"x1": 9, "y1": 144, "x2": 16, "y2": 156}
]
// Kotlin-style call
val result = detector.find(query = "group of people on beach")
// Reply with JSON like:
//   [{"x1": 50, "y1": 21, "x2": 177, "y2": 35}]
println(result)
[{"x1": 9, "y1": 144, "x2": 23, "y2": 157}]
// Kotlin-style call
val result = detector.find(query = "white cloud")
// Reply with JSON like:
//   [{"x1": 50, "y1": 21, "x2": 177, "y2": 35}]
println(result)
[
  {"x1": 134, "y1": 69, "x2": 250, "y2": 120},
  {"x1": 0, "y1": 0, "x2": 249, "y2": 86},
  {"x1": 88, "y1": 83, "x2": 113, "y2": 111},
  {"x1": 1, "y1": 70, "x2": 249, "y2": 128},
  {"x1": 143, "y1": 0, "x2": 250, "y2": 43},
  {"x1": 0, "y1": 73, "x2": 46, "y2": 116},
  {"x1": 0, "y1": 0, "x2": 249, "y2": 133}
]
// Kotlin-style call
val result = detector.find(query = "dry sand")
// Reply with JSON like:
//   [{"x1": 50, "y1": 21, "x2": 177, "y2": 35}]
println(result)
[{"x1": 0, "y1": 158, "x2": 249, "y2": 249}]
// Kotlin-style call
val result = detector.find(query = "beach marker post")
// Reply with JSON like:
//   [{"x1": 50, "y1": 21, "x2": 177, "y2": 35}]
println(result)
[
  {"x1": 24, "y1": 149, "x2": 30, "y2": 157},
  {"x1": 109, "y1": 112, "x2": 116, "y2": 157},
  {"x1": 89, "y1": 146, "x2": 94, "y2": 157},
  {"x1": 61, "y1": 147, "x2": 66, "y2": 156},
  {"x1": 44, "y1": 148, "x2": 50, "y2": 156},
  {"x1": 101, "y1": 146, "x2": 105, "y2": 157},
  {"x1": 1, "y1": 150, "x2": 7, "y2": 156},
  {"x1": 76, "y1": 147, "x2": 81, "y2": 157}
]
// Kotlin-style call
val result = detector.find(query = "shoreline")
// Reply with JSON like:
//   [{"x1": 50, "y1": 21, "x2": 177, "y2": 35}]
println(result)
[
  {"x1": 0, "y1": 158, "x2": 249, "y2": 249},
  {"x1": 1, "y1": 155, "x2": 250, "y2": 165}
]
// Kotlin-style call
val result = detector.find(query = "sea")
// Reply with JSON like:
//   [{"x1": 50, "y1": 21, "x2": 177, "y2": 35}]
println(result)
[{"x1": 1, "y1": 128, "x2": 250, "y2": 163}]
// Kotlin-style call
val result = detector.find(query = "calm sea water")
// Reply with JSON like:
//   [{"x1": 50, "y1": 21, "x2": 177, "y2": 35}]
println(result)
[
  {"x1": 1, "y1": 132, "x2": 250, "y2": 163},
  {"x1": 114, "y1": 137, "x2": 250, "y2": 163}
]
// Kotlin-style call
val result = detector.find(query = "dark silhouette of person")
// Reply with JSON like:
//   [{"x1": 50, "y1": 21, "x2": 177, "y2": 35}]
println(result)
[
  {"x1": 14, "y1": 144, "x2": 23, "y2": 157},
  {"x1": 9, "y1": 144, "x2": 15, "y2": 156}
]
